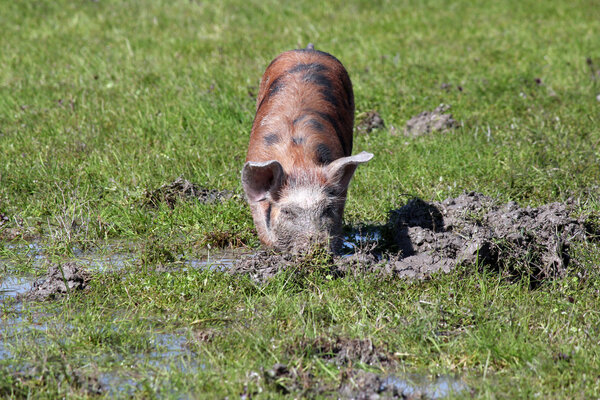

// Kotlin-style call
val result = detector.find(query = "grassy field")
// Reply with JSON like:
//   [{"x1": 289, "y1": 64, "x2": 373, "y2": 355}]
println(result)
[{"x1": 1, "y1": 0, "x2": 600, "y2": 398}]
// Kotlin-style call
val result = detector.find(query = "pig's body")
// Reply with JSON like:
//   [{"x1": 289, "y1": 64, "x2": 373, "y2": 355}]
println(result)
[{"x1": 242, "y1": 47, "x2": 373, "y2": 252}]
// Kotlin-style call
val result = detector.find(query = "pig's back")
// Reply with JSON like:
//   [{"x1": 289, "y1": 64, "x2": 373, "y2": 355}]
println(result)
[{"x1": 246, "y1": 49, "x2": 355, "y2": 172}]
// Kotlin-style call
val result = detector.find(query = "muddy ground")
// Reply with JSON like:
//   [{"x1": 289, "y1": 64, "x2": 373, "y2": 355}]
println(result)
[
  {"x1": 12, "y1": 191, "x2": 598, "y2": 300},
  {"x1": 5, "y1": 190, "x2": 598, "y2": 398},
  {"x1": 231, "y1": 192, "x2": 597, "y2": 283}
]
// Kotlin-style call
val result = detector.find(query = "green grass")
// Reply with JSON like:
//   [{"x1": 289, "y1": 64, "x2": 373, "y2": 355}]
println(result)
[{"x1": 1, "y1": 0, "x2": 600, "y2": 398}]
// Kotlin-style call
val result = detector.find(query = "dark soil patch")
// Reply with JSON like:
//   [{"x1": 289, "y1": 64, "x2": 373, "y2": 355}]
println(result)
[
  {"x1": 24, "y1": 262, "x2": 91, "y2": 301},
  {"x1": 232, "y1": 192, "x2": 596, "y2": 282},
  {"x1": 587, "y1": 57, "x2": 600, "y2": 81},
  {"x1": 404, "y1": 104, "x2": 457, "y2": 137},
  {"x1": 388, "y1": 192, "x2": 588, "y2": 281},
  {"x1": 144, "y1": 177, "x2": 233, "y2": 208},
  {"x1": 356, "y1": 111, "x2": 385, "y2": 134},
  {"x1": 293, "y1": 337, "x2": 396, "y2": 368}
]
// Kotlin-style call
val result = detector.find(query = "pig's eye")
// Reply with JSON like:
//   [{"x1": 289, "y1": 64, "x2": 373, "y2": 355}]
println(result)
[
  {"x1": 280, "y1": 207, "x2": 299, "y2": 217},
  {"x1": 322, "y1": 205, "x2": 336, "y2": 218}
]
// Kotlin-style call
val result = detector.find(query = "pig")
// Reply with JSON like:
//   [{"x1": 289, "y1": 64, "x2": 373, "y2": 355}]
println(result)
[{"x1": 241, "y1": 46, "x2": 373, "y2": 253}]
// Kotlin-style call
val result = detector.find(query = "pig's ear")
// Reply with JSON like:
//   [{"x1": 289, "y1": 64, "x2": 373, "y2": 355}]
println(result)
[
  {"x1": 325, "y1": 151, "x2": 373, "y2": 190},
  {"x1": 242, "y1": 160, "x2": 284, "y2": 202}
]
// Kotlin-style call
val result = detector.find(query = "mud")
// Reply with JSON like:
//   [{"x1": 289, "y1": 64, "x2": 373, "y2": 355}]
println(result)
[
  {"x1": 144, "y1": 177, "x2": 233, "y2": 208},
  {"x1": 403, "y1": 104, "x2": 457, "y2": 137},
  {"x1": 356, "y1": 111, "x2": 385, "y2": 134},
  {"x1": 294, "y1": 337, "x2": 396, "y2": 367},
  {"x1": 232, "y1": 192, "x2": 595, "y2": 282},
  {"x1": 230, "y1": 250, "x2": 329, "y2": 281},
  {"x1": 263, "y1": 363, "x2": 317, "y2": 395},
  {"x1": 388, "y1": 192, "x2": 589, "y2": 280},
  {"x1": 23, "y1": 262, "x2": 91, "y2": 301}
]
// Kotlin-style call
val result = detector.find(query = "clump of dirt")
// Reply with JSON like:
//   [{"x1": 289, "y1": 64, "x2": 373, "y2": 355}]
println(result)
[
  {"x1": 144, "y1": 177, "x2": 233, "y2": 208},
  {"x1": 24, "y1": 262, "x2": 91, "y2": 301},
  {"x1": 294, "y1": 337, "x2": 396, "y2": 368},
  {"x1": 356, "y1": 111, "x2": 385, "y2": 134},
  {"x1": 339, "y1": 371, "x2": 392, "y2": 399},
  {"x1": 387, "y1": 192, "x2": 588, "y2": 280},
  {"x1": 192, "y1": 329, "x2": 217, "y2": 343},
  {"x1": 404, "y1": 104, "x2": 457, "y2": 137},
  {"x1": 232, "y1": 192, "x2": 595, "y2": 282}
]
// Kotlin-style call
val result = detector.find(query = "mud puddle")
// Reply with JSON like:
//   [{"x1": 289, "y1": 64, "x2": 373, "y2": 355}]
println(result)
[
  {"x1": 0, "y1": 242, "x2": 244, "y2": 395},
  {"x1": 343, "y1": 230, "x2": 383, "y2": 252}
]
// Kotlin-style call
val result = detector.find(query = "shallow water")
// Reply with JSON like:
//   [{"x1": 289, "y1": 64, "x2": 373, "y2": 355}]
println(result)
[
  {"x1": 342, "y1": 229, "x2": 382, "y2": 252},
  {"x1": 0, "y1": 276, "x2": 35, "y2": 299},
  {"x1": 381, "y1": 373, "x2": 468, "y2": 398},
  {"x1": 98, "y1": 331, "x2": 204, "y2": 396}
]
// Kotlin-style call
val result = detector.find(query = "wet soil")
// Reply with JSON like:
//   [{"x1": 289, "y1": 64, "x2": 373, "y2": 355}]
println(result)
[
  {"x1": 388, "y1": 192, "x2": 589, "y2": 280},
  {"x1": 357, "y1": 111, "x2": 385, "y2": 134},
  {"x1": 144, "y1": 177, "x2": 233, "y2": 208},
  {"x1": 23, "y1": 262, "x2": 91, "y2": 301},
  {"x1": 404, "y1": 104, "x2": 457, "y2": 137},
  {"x1": 232, "y1": 192, "x2": 596, "y2": 282}
]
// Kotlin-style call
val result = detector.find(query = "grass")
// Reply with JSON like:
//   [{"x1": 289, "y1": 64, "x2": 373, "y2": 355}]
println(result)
[{"x1": 1, "y1": 0, "x2": 600, "y2": 398}]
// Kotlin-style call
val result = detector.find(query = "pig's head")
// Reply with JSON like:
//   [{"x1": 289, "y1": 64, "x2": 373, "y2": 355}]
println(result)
[{"x1": 242, "y1": 151, "x2": 373, "y2": 253}]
